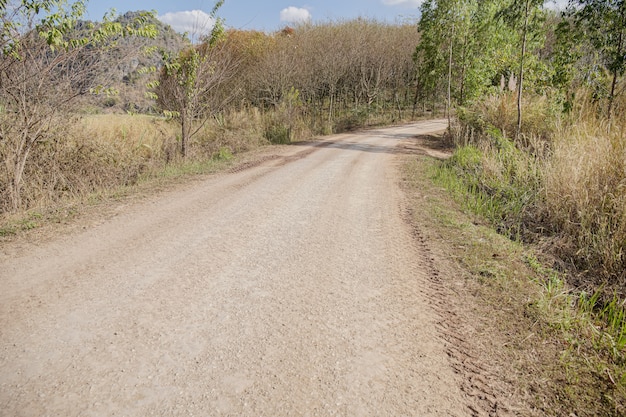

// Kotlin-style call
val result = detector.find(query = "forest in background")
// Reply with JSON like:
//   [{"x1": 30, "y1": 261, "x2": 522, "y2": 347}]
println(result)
[{"x1": 414, "y1": 0, "x2": 625, "y2": 290}]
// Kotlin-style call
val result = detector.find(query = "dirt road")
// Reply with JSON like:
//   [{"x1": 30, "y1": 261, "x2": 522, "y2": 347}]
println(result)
[{"x1": 1, "y1": 120, "x2": 475, "y2": 416}]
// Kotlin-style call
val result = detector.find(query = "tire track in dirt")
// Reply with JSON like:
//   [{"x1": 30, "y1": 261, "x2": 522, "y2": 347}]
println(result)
[
  {"x1": 402, "y1": 207, "x2": 511, "y2": 416},
  {"x1": 395, "y1": 131, "x2": 517, "y2": 416}
]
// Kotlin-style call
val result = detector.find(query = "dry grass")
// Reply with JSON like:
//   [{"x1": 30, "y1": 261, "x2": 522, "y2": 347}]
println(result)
[
  {"x1": 76, "y1": 114, "x2": 178, "y2": 162},
  {"x1": 195, "y1": 108, "x2": 269, "y2": 155},
  {"x1": 457, "y1": 92, "x2": 560, "y2": 145},
  {"x1": 0, "y1": 114, "x2": 175, "y2": 214},
  {"x1": 0, "y1": 110, "x2": 272, "y2": 219},
  {"x1": 543, "y1": 115, "x2": 626, "y2": 287},
  {"x1": 1, "y1": 103, "x2": 409, "y2": 223},
  {"x1": 452, "y1": 90, "x2": 626, "y2": 288},
  {"x1": 439, "y1": 90, "x2": 626, "y2": 414}
]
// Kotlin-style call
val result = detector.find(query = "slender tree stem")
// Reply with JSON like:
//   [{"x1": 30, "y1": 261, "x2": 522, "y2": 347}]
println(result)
[
  {"x1": 517, "y1": 0, "x2": 530, "y2": 139},
  {"x1": 448, "y1": 23, "x2": 455, "y2": 133}
]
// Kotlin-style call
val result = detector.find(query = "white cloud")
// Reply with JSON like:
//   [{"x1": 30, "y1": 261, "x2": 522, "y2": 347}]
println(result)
[
  {"x1": 279, "y1": 6, "x2": 312, "y2": 24},
  {"x1": 157, "y1": 10, "x2": 215, "y2": 38},
  {"x1": 381, "y1": 0, "x2": 423, "y2": 8},
  {"x1": 545, "y1": 0, "x2": 569, "y2": 10}
]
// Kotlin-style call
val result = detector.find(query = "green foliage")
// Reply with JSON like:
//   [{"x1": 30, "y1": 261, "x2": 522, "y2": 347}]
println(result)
[
  {"x1": 436, "y1": 120, "x2": 542, "y2": 240},
  {"x1": 415, "y1": 0, "x2": 521, "y2": 108},
  {"x1": 206, "y1": 0, "x2": 226, "y2": 46},
  {"x1": 566, "y1": 0, "x2": 626, "y2": 117},
  {"x1": 213, "y1": 146, "x2": 233, "y2": 161}
]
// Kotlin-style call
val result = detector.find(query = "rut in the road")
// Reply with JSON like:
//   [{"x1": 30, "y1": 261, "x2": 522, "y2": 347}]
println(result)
[{"x1": 403, "y1": 206, "x2": 514, "y2": 417}]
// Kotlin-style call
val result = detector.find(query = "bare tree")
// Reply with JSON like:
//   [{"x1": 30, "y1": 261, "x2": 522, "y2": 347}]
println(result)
[
  {"x1": 155, "y1": 1, "x2": 240, "y2": 157},
  {"x1": 0, "y1": 1, "x2": 156, "y2": 211}
]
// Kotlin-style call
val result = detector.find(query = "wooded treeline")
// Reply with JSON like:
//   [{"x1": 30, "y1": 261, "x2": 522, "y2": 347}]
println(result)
[
  {"x1": 415, "y1": 0, "x2": 624, "y2": 126},
  {"x1": 231, "y1": 21, "x2": 418, "y2": 123},
  {"x1": 156, "y1": 20, "x2": 420, "y2": 156},
  {"x1": 417, "y1": 0, "x2": 625, "y2": 290}
]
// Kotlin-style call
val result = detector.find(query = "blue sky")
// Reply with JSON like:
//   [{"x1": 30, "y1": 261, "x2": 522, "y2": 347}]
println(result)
[
  {"x1": 85, "y1": 1, "x2": 423, "y2": 34},
  {"x1": 84, "y1": 0, "x2": 569, "y2": 38}
]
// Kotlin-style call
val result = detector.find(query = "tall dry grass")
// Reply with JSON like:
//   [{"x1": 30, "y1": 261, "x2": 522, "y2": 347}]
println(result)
[
  {"x1": 0, "y1": 109, "x2": 273, "y2": 216},
  {"x1": 0, "y1": 114, "x2": 176, "y2": 213},
  {"x1": 193, "y1": 108, "x2": 269, "y2": 155},
  {"x1": 452, "y1": 89, "x2": 626, "y2": 289},
  {"x1": 543, "y1": 103, "x2": 626, "y2": 285}
]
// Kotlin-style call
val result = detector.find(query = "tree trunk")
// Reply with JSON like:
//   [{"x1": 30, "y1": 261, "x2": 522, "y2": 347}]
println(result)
[
  {"x1": 8, "y1": 136, "x2": 34, "y2": 211},
  {"x1": 607, "y1": 12, "x2": 624, "y2": 122},
  {"x1": 608, "y1": 69, "x2": 618, "y2": 122},
  {"x1": 9, "y1": 166, "x2": 23, "y2": 212},
  {"x1": 447, "y1": 24, "x2": 454, "y2": 132},
  {"x1": 516, "y1": 0, "x2": 530, "y2": 139},
  {"x1": 181, "y1": 108, "x2": 188, "y2": 158},
  {"x1": 459, "y1": 37, "x2": 468, "y2": 106},
  {"x1": 328, "y1": 89, "x2": 335, "y2": 129},
  {"x1": 395, "y1": 91, "x2": 402, "y2": 121},
  {"x1": 412, "y1": 77, "x2": 421, "y2": 119}
]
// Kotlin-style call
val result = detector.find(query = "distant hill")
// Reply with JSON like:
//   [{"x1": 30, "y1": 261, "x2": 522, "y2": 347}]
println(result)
[{"x1": 83, "y1": 11, "x2": 190, "y2": 114}]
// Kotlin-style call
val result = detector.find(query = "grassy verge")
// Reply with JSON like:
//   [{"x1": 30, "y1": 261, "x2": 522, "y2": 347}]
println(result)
[
  {"x1": 452, "y1": 92, "x2": 626, "y2": 288},
  {"x1": 402, "y1": 141, "x2": 626, "y2": 415},
  {"x1": 0, "y1": 152, "x2": 236, "y2": 240}
]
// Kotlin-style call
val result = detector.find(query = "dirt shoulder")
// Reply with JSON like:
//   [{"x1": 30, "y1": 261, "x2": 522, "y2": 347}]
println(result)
[{"x1": 398, "y1": 132, "x2": 622, "y2": 416}]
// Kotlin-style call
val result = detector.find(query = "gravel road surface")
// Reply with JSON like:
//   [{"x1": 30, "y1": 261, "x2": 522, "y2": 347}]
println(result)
[{"x1": 0, "y1": 120, "x2": 473, "y2": 416}]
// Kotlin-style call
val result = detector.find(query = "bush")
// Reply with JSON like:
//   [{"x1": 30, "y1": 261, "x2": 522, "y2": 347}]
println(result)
[
  {"x1": 438, "y1": 128, "x2": 541, "y2": 240},
  {"x1": 264, "y1": 122, "x2": 291, "y2": 144},
  {"x1": 197, "y1": 108, "x2": 267, "y2": 157}
]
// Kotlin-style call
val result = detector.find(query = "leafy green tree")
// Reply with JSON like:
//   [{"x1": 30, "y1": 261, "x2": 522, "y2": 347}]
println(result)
[
  {"x1": 570, "y1": 0, "x2": 626, "y2": 119},
  {"x1": 415, "y1": 0, "x2": 452, "y2": 115},
  {"x1": 461, "y1": 0, "x2": 518, "y2": 102},
  {"x1": 0, "y1": 0, "x2": 156, "y2": 210},
  {"x1": 498, "y1": 0, "x2": 546, "y2": 137},
  {"x1": 155, "y1": 1, "x2": 240, "y2": 157},
  {"x1": 415, "y1": 0, "x2": 517, "y2": 120}
]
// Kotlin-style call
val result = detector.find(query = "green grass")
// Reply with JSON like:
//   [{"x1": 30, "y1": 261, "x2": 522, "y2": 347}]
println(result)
[
  {"x1": 404, "y1": 154, "x2": 626, "y2": 415},
  {"x1": 426, "y1": 141, "x2": 626, "y2": 414},
  {"x1": 430, "y1": 139, "x2": 536, "y2": 241}
]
